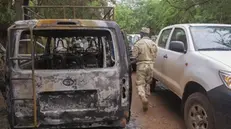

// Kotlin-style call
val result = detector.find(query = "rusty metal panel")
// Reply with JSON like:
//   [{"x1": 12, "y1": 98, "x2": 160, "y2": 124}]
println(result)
[
  {"x1": 11, "y1": 68, "x2": 122, "y2": 126},
  {"x1": 39, "y1": 90, "x2": 98, "y2": 111},
  {"x1": 13, "y1": 19, "x2": 119, "y2": 29}
]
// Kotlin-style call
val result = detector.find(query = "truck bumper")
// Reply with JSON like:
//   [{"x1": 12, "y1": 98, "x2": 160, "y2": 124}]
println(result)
[{"x1": 207, "y1": 85, "x2": 231, "y2": 129}]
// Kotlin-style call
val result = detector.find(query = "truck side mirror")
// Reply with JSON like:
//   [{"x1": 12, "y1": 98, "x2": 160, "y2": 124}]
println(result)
[{"x1": 169, "y1": 41, "x2": 186, "y2": 53}]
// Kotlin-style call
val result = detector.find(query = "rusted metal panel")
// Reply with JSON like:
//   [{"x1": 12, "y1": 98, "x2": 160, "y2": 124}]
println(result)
[
  {"x1": 12, "y1": 68, "x2": 122, "y2": 126},
  {"x1": 13, "y1": 19, "x2": 119, "y2": 29}
]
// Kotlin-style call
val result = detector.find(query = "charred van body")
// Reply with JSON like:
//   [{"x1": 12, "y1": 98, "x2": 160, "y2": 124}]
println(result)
[{"x1": 5, "y1": 19, "x2": 132, "y2": 129}]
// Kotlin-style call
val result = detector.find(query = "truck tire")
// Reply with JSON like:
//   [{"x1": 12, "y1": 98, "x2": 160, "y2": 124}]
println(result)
[{"x1": 184, "y1": 92, "x2": 215, "y2": 129}]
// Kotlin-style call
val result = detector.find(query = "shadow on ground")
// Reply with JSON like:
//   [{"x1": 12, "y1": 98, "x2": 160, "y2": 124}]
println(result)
[{"x1": 154, "y1": 85, "x2": 183, "y2": 117}]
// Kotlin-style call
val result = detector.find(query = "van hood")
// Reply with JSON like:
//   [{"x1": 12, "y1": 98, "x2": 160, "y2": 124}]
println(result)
[{"x1": 199, "y1": 51, "x2": 231, "y2": 68}]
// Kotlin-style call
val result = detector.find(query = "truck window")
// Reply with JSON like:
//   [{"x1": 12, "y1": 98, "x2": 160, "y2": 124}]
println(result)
[
  {"x1": 170, "y1": 28, "x2": 188, "y2": 51},
  {"x1": 158, "y1": 29, "x2": 172, "y2": 48},
  {"x1": 16, "y1": 29, "x2": 115, "y2": 70}
]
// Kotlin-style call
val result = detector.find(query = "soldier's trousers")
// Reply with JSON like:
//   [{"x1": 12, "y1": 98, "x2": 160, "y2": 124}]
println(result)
[{"x1": 136, "y1": 63, "x2": 154, "y2": 103}]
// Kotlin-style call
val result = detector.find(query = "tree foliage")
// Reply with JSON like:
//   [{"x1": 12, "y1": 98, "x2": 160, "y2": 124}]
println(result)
[
  {"x1": 0, "y1": 0, "x2": 115, "y2": 44},
  {"x1": 115, "y1": 0, "x2": 231, "y2": 34},
  {"x1": 26, "y1": 0, "x2": 115, "y2": 19},
  {"x1": 0, "y1": 0, "x2": 115, "y2": 25},
  {"x1": 1, "y1": 0, "x2": 231, "y2": 35},
  {"x1": 0, "y1": 0, "x2": 15, "y2": 25}
]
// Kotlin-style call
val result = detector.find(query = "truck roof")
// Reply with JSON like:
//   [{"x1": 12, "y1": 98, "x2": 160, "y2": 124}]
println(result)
[
  {"x1": 13, "y1": 19, "x2": 119, "y2": 29},
  {"x1": 163, "y1": 23, "x2": 231, "y2": 29}
]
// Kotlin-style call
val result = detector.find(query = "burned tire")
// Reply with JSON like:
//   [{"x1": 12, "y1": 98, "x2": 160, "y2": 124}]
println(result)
[{"x1": 184, "y1": 92, "x2": 215, "y2": 129}]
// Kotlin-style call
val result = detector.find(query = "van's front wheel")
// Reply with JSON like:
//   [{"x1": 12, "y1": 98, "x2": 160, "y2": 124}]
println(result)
[{"x1": 184, "y1": 92, "x2": 215, "y2": 129}]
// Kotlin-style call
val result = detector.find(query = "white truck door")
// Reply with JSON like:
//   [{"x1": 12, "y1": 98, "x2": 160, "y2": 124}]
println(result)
[
  {"x1": 154, "y1": 28, "x2": 173, "y2": 81},
  {"x1": 162, "y1": 27, "x2": 188, "y2": 96}
]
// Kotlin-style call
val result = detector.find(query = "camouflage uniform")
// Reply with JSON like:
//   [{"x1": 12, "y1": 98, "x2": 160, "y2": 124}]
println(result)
[{"x1": 132, "y1": 27, "x2": 158, "y2": 109}]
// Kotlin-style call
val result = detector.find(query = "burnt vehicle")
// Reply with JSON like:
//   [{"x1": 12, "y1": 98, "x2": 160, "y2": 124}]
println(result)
[
  {"x1": 0, "y1": 43, "x2": 6, "y2": 92},
  {"x1": 4, "y1": 6, "x2": 132, "y2": 129}
]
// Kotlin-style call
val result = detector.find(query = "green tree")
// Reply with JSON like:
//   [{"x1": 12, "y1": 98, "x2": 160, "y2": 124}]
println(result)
[
  {"x1": 115, "y1": 4, "x2": 137, "y2": 33},
  {"x1": 0, "y1": 0, "x2": 15, "y2": 25},
  {"x1": 115, "y1": 0, "x2": 231, "y2": 34},
  {"x1": 26, "y1": 0, "x2": 115, "y2": 19}
]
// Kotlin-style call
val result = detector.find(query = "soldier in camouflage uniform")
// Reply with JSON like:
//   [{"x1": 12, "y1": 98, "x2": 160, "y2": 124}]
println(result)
[{"x1": 132, "y1": 27, "x2": 158, "y2": 112}]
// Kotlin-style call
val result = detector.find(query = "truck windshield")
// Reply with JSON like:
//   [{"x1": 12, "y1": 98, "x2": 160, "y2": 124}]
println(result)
[{"x1": 190, "y1": 26, "x2": 231, "y2": 51}]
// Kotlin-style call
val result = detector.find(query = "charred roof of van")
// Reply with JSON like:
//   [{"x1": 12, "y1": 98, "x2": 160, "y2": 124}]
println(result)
[{"x1": 12, "y1": 19, "x2": 119, "y2": 29}]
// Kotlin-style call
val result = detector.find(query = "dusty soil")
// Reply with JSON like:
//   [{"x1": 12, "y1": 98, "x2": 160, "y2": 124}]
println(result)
[
  {"x1": 0, "y1": 73, "x2": 185, "y2": 129},
  {"x1": 127, "y1": 73, "x2": 186, "y2": 129}
]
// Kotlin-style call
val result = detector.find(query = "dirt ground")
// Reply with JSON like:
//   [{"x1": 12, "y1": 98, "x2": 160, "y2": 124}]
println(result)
[
  {"x1": 0, "y1": 73, "x2": 186, "y2": 129},
  {"x1": 127, "y1": 73, "x2": 186, "y2": 129}
]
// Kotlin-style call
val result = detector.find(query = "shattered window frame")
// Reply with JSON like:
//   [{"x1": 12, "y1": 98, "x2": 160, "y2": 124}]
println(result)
[{"x1": 12, "y1": 28, "x2": 119, "y2": 71}]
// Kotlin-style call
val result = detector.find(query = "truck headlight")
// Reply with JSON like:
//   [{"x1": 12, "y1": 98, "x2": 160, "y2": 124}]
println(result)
[{"x1": 219, "y1": 71, "x2": 231, "y2": 88}]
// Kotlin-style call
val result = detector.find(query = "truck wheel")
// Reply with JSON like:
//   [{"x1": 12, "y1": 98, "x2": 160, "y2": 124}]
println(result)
[{"x1": 184, "y1": 92, "x2": 215, "y2": 129}]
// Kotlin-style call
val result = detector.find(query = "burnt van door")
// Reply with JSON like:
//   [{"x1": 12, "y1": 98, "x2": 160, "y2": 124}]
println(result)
[
  {"x1": 11, "y1": 29, "x2": 123, "y2": 126},
  {"x1": 121, "y1": 30, "x2": 132, "y2": 118}
]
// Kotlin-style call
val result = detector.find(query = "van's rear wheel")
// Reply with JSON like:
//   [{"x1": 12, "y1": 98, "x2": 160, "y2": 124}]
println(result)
[{"x1": 184, "y1": 92, "x2": 215, "y2": 129}]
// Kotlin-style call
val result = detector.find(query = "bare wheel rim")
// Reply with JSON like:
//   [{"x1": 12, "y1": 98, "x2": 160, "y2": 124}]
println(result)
[{"x1": 188, "y1": 104, "x2": 208, "y2": 129}]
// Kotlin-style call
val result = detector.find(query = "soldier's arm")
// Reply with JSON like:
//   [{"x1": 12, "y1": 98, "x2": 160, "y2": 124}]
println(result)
[{"x1": 153, "y1": 42, "x2": 158, "y2": 58}]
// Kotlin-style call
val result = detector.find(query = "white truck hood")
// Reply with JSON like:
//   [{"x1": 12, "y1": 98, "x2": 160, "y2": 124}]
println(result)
[{"x1": 199, "y1": 51, "x2": 231, "y2": 68}]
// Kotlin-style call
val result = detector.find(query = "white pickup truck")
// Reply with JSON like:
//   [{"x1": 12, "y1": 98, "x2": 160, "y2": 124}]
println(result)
[{"x1": 153, "y1": 24, "x2": 231, "y2": 129}]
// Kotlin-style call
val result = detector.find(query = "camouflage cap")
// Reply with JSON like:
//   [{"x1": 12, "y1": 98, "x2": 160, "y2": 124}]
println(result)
[{"x1": 140, "y1": 27, "x2": 150, "y2": 34}]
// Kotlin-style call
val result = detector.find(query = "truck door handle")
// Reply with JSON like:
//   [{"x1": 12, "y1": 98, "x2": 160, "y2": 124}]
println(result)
[{"x1": 163, "y1": 54, "x2": 168, "y2": 58}]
